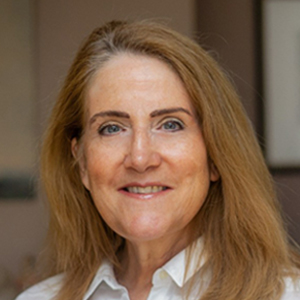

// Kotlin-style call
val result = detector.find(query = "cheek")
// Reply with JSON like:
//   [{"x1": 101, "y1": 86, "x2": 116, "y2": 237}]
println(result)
[
  {"x1": 83, "y1": 140, "x2": 127, "y2": 190},
  {"x1": 179, "y1": 146, "x2": 211, "y2": 199},
  {"x1": 174, "y1": 140, "x2": 210, "y2": 177},
  {"x1": 81, "y1": 146, "x2": 109, "y2": 190}
]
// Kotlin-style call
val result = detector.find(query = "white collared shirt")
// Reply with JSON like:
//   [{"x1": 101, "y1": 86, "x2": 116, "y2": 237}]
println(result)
[{"x1": 15, "y1": 239, "x2": 300, "y2": 300}]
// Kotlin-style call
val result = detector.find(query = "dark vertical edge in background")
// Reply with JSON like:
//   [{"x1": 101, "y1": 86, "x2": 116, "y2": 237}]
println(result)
[{"x1": 253, "y1": 0, "x2": 265, "y2": 155}]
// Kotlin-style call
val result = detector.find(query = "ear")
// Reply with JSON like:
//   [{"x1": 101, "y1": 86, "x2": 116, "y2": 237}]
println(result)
[
  {"x1": 209, "y1": 161, "x2": 220, "y2": 182},
  {"x1": 71, "y1": 138, "x2": 90, "y2": 190}
]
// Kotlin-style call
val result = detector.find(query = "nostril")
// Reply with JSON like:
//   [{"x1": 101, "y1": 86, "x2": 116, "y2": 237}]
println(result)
[{"x1": 123, "y1": 149, "x2": 162, "y2": 172}]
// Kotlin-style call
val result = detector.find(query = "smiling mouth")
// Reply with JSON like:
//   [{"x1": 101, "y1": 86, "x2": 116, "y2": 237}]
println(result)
[{"x1": 123, "y1": 186, "x2": 168, "y2": 194}]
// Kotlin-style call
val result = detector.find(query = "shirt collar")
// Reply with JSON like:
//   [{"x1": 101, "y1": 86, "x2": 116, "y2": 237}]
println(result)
[
  {"x1": 159, "y1": 237, "x2": 205, "y2": 288},
  {"x1": 83, "y1": 259, "x2": 121, "y2": 300},
  {"x1": 83, "y1": 237, "x2": 205, "y2": 299}
]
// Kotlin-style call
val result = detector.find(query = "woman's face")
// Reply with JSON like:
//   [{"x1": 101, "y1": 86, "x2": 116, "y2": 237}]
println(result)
[{"x1": 74, "y1": 53, "x2": 219, "y2": 244}]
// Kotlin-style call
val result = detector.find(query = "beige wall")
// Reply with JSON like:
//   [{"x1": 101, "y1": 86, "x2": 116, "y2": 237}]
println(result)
[{"x1": 0, "y1": 0, "x2": 195, "y2": 278}]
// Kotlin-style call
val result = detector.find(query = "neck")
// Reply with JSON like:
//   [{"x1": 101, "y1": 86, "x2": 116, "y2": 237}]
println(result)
[{"x1": 115, "y1": 230, "x2": 194, "y2": 298}]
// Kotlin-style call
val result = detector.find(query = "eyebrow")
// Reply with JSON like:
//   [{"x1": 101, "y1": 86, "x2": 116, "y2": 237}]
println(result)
[
  {"x1": 89, "y1": 107, "x2": 192, "y2": 125},
  {"x1": 89, "y1": 110, "x2": 130, "y2": 125},
  {"x1": 150, "y1": 107, "x2": 192, "y2": 117}
]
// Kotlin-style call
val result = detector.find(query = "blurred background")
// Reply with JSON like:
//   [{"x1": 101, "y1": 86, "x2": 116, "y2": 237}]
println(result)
[{"x1": 1, "y1": 1, "x2": 299, "y2": 299}]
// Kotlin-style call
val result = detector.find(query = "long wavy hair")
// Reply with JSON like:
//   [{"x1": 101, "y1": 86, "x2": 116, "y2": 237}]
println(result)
[{"x1": 41, "y1": 20, "x2": 300, "y2": 300}]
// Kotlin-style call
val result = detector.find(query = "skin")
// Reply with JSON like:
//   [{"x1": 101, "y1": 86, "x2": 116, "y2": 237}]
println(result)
[{"x1": 72, "y1": 53, "x2": 219, "y2": 300}]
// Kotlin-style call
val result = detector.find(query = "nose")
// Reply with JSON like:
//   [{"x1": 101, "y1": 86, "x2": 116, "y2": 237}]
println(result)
[{"x1": 123, "y1": 129, "x2": 162, "y2": 173}]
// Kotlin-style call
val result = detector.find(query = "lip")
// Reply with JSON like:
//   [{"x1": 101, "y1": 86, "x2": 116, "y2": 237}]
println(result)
[{"x1": 118, "y1": 182, "x2": 172, "y2": 199}]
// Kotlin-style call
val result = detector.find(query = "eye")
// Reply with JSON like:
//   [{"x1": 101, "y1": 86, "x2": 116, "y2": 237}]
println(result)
[
  {"x1": 160, "y1": 119, "x2": 184, "y2": 132},
  {"x1": 98, "y1": 123, "x2": 123, "y2": 136}
]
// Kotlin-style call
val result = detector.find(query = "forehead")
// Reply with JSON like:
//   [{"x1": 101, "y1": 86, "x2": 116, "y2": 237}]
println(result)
[{"x1": 85, "y1": 53, "x2": 194, "y2": 115}]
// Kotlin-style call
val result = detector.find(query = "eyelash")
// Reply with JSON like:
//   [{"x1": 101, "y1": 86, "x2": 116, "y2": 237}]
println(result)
[
  {"x1": 158, "y1": 119, "x2": 185, "y2": 132},
  {"x1": 98, "y1": 118, "x2": 185, "y2": 136},
  {"x1": 98, "y1": 123, "x2": 124, "y2": 136}
]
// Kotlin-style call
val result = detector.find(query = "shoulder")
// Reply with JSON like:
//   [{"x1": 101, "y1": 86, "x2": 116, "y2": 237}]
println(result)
[
  {"x1": 15, "y1": 274, "x2": 63, "y2": 300},
  {"x1": 281, "y1": 276, "x2": 300, "y2": 300}
]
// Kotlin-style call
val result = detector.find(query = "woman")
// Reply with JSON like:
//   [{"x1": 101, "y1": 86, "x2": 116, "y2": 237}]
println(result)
[{"x1": 16, "y1": 20, "x2": 300, "y2": 300}]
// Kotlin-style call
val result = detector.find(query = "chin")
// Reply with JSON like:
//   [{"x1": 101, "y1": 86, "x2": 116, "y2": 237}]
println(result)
[{"x1": 119, "y1": 218, "x2": 181, "y2": 244}]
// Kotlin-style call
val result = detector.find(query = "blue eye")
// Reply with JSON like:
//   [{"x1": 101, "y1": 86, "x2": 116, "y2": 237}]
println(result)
[
  {"x1": 161, "y1": 120, "x2": 184, "y2": 131},
  {"x1": 98, "y1": 124, "x2": 122, "y2": 135}
]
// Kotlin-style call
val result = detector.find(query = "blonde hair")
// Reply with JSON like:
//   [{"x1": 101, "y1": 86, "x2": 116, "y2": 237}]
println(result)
[{"x1": 41, "y1": 20, "x2": 300, "y2": 300}]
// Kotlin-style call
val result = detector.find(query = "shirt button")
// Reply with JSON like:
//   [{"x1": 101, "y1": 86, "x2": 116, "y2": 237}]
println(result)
[{"x1": 159, "y1": 270, "x2": 168, "y2": 280}]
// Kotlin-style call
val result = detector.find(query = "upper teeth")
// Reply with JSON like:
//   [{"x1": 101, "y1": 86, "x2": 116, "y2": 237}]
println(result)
[{"x1": 126, "y1": 186, "x2": 166, "y2": 194}]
